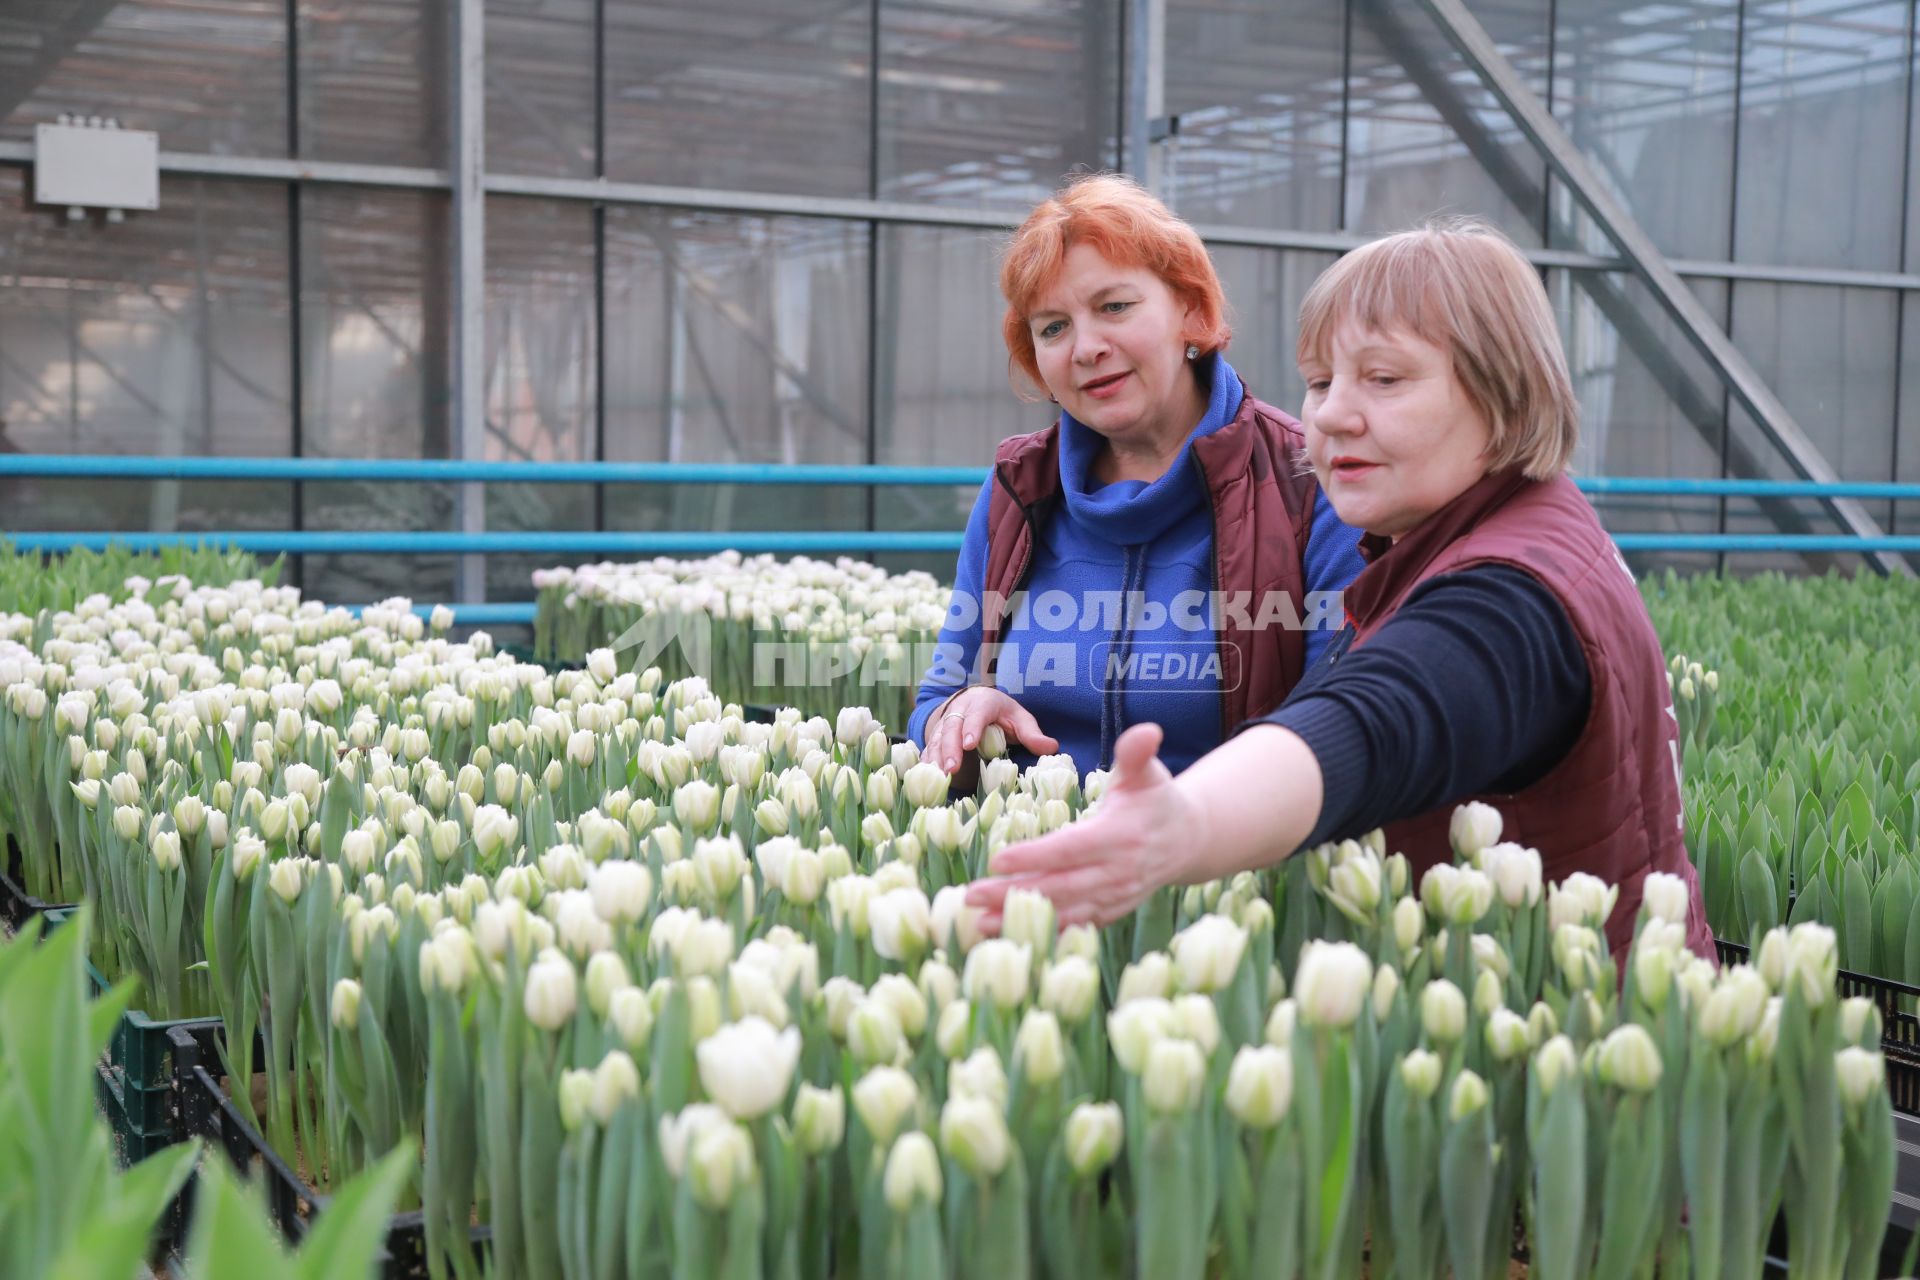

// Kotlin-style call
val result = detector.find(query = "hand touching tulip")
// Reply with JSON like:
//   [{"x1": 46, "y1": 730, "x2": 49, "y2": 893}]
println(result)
[
  {"x1": 967, "y1": 721, "x2": 1326, "y2": 931},
  {"x1": 925, "y1": 686, "x2": 1059, "y2": 775}
]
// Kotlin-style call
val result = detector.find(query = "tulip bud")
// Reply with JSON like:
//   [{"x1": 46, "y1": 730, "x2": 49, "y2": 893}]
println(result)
[
  {"x1": 558, "y1": 1068, "x2": 596, "y2": 1133},
  {"x1": 1063, "y1": 1101, "x2": 1123, "y2": 1177},
  {"x1": 852, "y1": 1067, "x2": 919, "y2": 1147},
  {"x1": 1840, "y1": 995, "x2": 1882, "y2": 1046},
  {"x1": 1142, "y1": 1038, "x2": 1207, "y2": 1114},
  {"x1": 330, "y1": 977, "x2": 362, "y2": 1029},
  {"x1": 688, "y1": 1122, "x2": 755, "y2": 1210},
  {"x1": 1485, "y1": 1007, "x2": 1529, "y2": 1061},
  {"x1": 589, "y1": 1050, "x2": 641, "y2": 1124},
  {"x1": 1000, "y1": 887, "x2": 1057, "y2": 956},
  {"x1": 1393, "y1": 897, "x2": 1424, "y2": 955},
  {"x1": 1449, "y1": 801, "x2": 1503, "y2": 858},
  {"x1": 917, "y1": 958, "x2": 959, "y2": 1013},
  {"x1": 1118, "y1": 952, "x2": 1173, "y2": 1005},
  {"x1": 1294, "y1": 941, "x2": 1371, "y2": 1029},
  {"x1": 1597, "y1": 1024, "x2": 1662, "y2": 1092},
  {"x1": 1225, "y1": 1044, "x2": 1292, "y2": 1128},
  {"x1": 936, "y1": 999, "x2": 972, "y2": 1059},
  {"x1": 607, "y1": 986, "x2": 654, "y2": 1052},
  {"x1": 869, "y1": 887, "x2": 934, "y2": 964},
  {"x1": 1039, "y1": 955, "x2": 1100, "y2": 1024},
  {"x1": 883, "y1": 1131, "x2": 943, "y2": 1211},
  {"x1": 1264, "y1": 998, "x2": 1298, "y2": 1048},
  {"x1": 849, "y1": 1000, "x2": 906, "y2": 1066},
  {"x1": 1448, "y1": 1069, "x2": 1489, "y2": 1121},
  {"x1": 792, "y1": 1083, "x2": 846, "y2": 1156},
  {"x1": 1013, "y1": 1009, "x2": 1066, "y2": 1086},
  {"x1": 585, "y1": 951, "x2": 632, "y2": 1019},
  {"x1": 1399, "y1": 1049, "x2": 1442, "y2": 1098},
  {"x1": 1171, "y1": 914, "x2": 1250, "y2": 994},
  {"x1": 902, "y1": 762, "x2": 950, "y2": 809},
  {"x1": 1420, "y1": 979, "x2": 1467, "y2": 1044},
  {"x1": 1641, "y1": 871, "x2": 1690, "y2": 925},
  {"x1": 1836, "y1": 1047, "x2": 1885, "y2": 1109},
  {"x1": 1527, "y1": 1001, "x2": 1558, "y2": 1048},
  {"x1": 524, "y1": 954, "x2": 579, "y2": 1031},
  {"x1": 269, "y1": 857, "x2": 305, "y2": 903},
  {"x1": 962, "y1": 939, "x2": 1032, "y2": 1010}
]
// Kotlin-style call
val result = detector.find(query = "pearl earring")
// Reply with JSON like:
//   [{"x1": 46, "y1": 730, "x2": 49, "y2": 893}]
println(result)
[{"x1": 1185, "y1": 344, "x2": 1199, "y2": 360}]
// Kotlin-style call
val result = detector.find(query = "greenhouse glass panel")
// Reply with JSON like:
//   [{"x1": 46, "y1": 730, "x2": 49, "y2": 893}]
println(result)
[
  {"x1": 487, "y1": 0, "x2": 597, "y2": 179},
  {"x1": 601, "y1": 207, "x2": 869, "y2": 540},
  {"x1": 298, "y1": 0, "x2": 446, "y2": 166},
  {"x1": 604, "y1": 0, "x2": 869, "y2": 198},
  {"x1": 1733, "y1": 0, "x2": 1908, "y2": 272},
  {"x1": 876, "y1": 0, "x2": 1120, "y2": 209},
  {"x1": 299, "y1": 185, "x2": 456, "y2": 607},
  {"x1": 0, "y1": 0, "x2": 287, "y2": 155},
  {"x1": 1343, "y1": 0, "x2": 1549, "y2": 243},
  {"x1": 1205, "y1": 245, "x2": 1337, "y2": 417},
  {"x1": 1163, "y1": 0, "x2": 1345, "y2": 233},
  {"x1": 485, "y1": 196, "x2": 599, "y2": 601},
  {"x1": 0, "y1": 169, "x2": 292, "y2": 536},
  {"x1": 1548, "y1": 0, "x2": 1740, "y2": 262},
  {"x1": 1556, "y1": 270, "x2": 1728, "y2": 576}
]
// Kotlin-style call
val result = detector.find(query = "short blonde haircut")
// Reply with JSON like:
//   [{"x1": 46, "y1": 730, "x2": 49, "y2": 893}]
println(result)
[
  {"x1": 1001, "y1": 173, "x2": 1232, "y2": 396},
  {"x1": 1296, "y1": 219, "x2": 1578, "y2": 480}
]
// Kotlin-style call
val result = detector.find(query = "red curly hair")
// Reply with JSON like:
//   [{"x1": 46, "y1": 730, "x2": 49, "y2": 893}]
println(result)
[{"x1": 1000, "y1": 173, "x2": 1232, "y2": 398}]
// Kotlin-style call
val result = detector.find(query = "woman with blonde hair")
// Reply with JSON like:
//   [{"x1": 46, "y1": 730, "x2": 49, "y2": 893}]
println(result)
[
  {"x1": 968, "y1": 217, "x2": 1713, "y2": 962},
  {"x1": 909, "y1": 173, "x2": 1366, "y2": 780}
]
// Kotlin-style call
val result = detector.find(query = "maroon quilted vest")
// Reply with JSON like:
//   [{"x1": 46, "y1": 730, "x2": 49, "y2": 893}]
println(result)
[
  {"x1": 978, "y1": 393, "x2": 1323, "y2": 741},
  {"x1": 1345, "y1": 469, "x2": 1713, "y2": 961}
]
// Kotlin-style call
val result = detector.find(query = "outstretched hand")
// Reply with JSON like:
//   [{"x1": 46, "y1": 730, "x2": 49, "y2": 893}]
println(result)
[{"x1": 965, "y1": 721, "x2": 1202, "y2": 931}]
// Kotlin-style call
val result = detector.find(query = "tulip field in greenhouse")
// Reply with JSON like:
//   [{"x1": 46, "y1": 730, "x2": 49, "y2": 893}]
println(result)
[{"x1": 0, "y1": 552, "x2": 1915, "y2": 1277}]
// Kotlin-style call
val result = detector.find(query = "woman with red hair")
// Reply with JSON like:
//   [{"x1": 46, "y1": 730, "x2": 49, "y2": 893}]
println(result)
[{"x1": 909, "y1": 174, "x2": 1365, "y2": 780}]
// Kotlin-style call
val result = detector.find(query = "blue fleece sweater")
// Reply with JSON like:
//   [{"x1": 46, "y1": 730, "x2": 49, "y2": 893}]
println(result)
[{"x1": 909, "y1": 356, "x2": 1366, "y2": 776}]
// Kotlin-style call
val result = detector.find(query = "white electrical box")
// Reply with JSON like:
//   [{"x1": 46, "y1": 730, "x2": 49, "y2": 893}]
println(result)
[{"x1": 33, "y1": 121, "x2": 160, "y2": 212}]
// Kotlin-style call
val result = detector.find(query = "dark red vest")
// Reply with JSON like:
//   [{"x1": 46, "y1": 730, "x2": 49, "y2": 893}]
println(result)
[
  {"x1": 1346, "y1": 470, "x2": 1713, "y2": 961},
  {"x1": 978, "y1": 394, "x2": 1323, "y2": 740}
]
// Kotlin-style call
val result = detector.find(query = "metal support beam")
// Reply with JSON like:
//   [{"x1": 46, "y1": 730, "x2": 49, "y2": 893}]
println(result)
[
  {"x1": 452, "y1": 0, "x2": 487, "y2": 603},
  {"x1": 1124, "y1": 0, "x2": 1167, "y2": 192},
  {"x1": 1416, "y1": 0, "x2": 1909, "y2": 577}
]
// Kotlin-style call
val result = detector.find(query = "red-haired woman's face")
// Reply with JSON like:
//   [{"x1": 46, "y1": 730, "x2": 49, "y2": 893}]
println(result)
[{"x1": 1027, "y1": 243, "x2": 1201, "y2": 448}]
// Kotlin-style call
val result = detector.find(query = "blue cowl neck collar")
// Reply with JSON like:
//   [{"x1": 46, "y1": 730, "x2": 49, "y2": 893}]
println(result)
[{"x1": 1056, "y1": 354, "x2": 1244, "y2": 548}]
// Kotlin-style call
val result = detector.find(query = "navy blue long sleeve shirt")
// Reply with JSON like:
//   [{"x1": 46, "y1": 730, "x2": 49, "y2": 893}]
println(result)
[{"x1": 1252, "y1": 565, "x2": 1592, "y2": 849}]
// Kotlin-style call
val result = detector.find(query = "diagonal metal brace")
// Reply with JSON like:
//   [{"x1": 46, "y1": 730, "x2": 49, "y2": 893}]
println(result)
[{"x1": 1415, "y1": 0, "x2": 1910, "y2": 576}]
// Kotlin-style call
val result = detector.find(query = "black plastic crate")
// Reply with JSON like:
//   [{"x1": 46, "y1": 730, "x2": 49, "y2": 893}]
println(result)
[
  {"x1": 169, "y1": 1024, "x2": 489, "y2": 1278},
  {"x1": 1, "y1": 836, "x2": 73, "y2": 930},
  {"x1": 1715, "y1": 937, "x2": 1920, "y2": 1116}
]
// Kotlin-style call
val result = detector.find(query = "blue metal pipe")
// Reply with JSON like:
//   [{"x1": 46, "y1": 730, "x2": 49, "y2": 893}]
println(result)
[
  {"x1": 0, "y1": 455, "x2": 991, "y2": 487},
  {"x1": 3, "y1": 531, "x2": 969, "y2": 555}
]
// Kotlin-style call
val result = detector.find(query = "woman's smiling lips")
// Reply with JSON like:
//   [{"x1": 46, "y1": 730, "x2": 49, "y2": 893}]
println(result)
[{"x1": 1080, "y1": 370, "x2": 1130, "y2": 399}]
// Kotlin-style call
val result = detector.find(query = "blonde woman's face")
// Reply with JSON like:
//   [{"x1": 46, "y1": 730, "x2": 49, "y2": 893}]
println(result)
[
  {"x1": 1300, "y1": 322, "x2": 1492, "y2": 540},
  {"x1": 1027, "y1": 242, "x2": 1200, "y2": 448}
]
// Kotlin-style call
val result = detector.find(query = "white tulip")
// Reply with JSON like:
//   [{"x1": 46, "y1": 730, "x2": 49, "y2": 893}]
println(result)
[
  {"x1": 524, "y1": 953, "x2": 579, "y2": 1031},
  {"x1": 588, "y1": 859, "x2": 652, "y2": 924},
  {"x1": 1108, "y1": 997, "x2": 1174, "y2": 1073},
  {"x1": 1293, "y1": 941, "x2": 1372, "y2": 1029},
  {"x1": 883, "y1": 1132, "x2": 943, "y2": 1212},
  {"x1": 1548, "y1": 872, "x2": 1618, "y2": 933},
  {"x1": 930, "y1": 884, "x2": 985, "y2": 954},
  {"x1": 590, "y1": 1050, "x2": 641, "y2": 1124},
  {"x1": 851, "y1": 1067, "x2": 919, "y2": 1146},
  {"x1": 1597, "y1": 1024, "x2": 1662, "y2": 1092},
  {"x1": 608, "y1": 986, "x2": 654, "y2": 1052},
  {"x1": 1117, "y1": 952, "x2": 1173, "y2": 1005},
  {"x1": 940, "y1": 1094, "x2": 1011, "y2": 1179},
  {"x1": 848, "y1": 1000, "x2": 906, "y2": 1066},
  {"x1": 962, "y1": 939, "x2": 1031, "y2": 1010},
  {"x1": 1485, "y1": 1007, "x2": 1530, "y2": 1061},
  {"x1": 1225, "y1": 1044, "x2": 1292, "y2": 1128},
  {"x1": 1399, "y1": 1049, "x2": 1442, "y2": 1098},
  {"x1": 769, "y1": 1081, "x2": 838, "y2": 1170},
  {"x1": 869, "y1": 887, "x2": 934, "y2": 963},
  {"x1": 935, "y1": 999, "x2": 972, "y2": 1059},
  {"x1": 1141, "y1": 1038, "x2": 1206, "y2": 1114},
  {"x1": 1039, "y1": 955, "x2": 1100, "y2": 1024},
  {"x1": 330, "y1": 977, "x2": 362, "y2": 1029},
  {"x1": 1482, "y1": 842, "x2": 1543, "y2": 909},
  {"x1": 1170, "y1": 914, "x2": 1250, "y2": 994},
  {"x1": 688, "y1": 1122, "x2": 755, "y2": 1210},
  {"x1": 1013, "y1": 1009, "x2": 1066, "y2": 1086},
  {"x1": 1420, "y1": 979, "x2": 1467, "y2": 1044},
  {"x1": 1449, "y1": 801, "x2": 1503, "y2": 858},
  {"x1": 869, "y1": 973, "x2": 928, "y2": 1039},
  {"x1": 1641, "y1": 871, "x2": 1690, "y2": 925},
  {"x1": 697, "y1": 1017, "x2": 801, "y2": 1120},
  {"x1": 1449, "y1": 1069, "x2": 1489, "y2": 1121},
  {"x1": 471, "y1": 804, "x2": 520, "y2": 860},
  {"x1": 1000, "y1": 887, "x2": 1057, "y2": 955},
  {"x1": 1837, "y1": 1047, "x2": 1885, "y2": 1109},
  {"x1": 950, "y1": 1046, "x2": 1009, "y2": 1109},
  {"x1": 1063, "y1": 1101, "x2": 1124, "y2": 1177},
  {"x1": 902, "y1": 761, "x2": 950, "y2": 809},
  {"x1": 1420, "y1": 863, "x2": 1494, "y2": 927}
]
